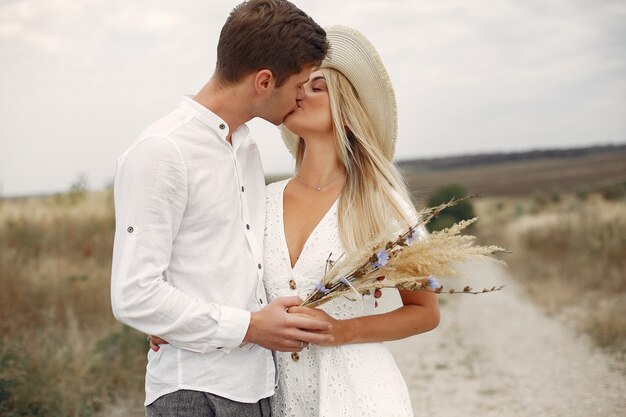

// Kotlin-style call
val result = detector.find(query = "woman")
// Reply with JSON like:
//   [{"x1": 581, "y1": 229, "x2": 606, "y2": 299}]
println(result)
[{"x1": 264, "y1": 26, "x2": 440, "y2": 416}]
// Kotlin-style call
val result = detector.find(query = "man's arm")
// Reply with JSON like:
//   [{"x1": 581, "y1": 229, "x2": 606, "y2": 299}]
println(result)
[
  {"x1": 111, "y1": 136, "x2": 252, "y2": 353},
  {"x1": 111, "y1": 137, "x2": 332, "y2": 353}
]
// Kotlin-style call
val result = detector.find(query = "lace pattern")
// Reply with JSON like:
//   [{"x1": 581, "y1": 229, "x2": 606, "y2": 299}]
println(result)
[{"x1": 263, "y1": 180, "x2": 414, "y2": 417}]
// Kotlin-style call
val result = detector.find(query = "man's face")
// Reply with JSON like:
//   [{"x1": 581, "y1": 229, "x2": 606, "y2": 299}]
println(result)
[{"x1": 260, "y1": 65, "x2": 313, "y2": 125}]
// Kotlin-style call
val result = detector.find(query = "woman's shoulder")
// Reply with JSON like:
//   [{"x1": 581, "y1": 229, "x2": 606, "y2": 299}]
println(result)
[{"x1": 265, "y1": 178, "x2": 291, "y2": 197}]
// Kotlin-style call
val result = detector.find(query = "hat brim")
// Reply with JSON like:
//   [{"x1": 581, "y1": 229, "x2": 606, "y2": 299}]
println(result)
[{"x1": 281, "y1": 25, "x2": 397, "y2": 160}]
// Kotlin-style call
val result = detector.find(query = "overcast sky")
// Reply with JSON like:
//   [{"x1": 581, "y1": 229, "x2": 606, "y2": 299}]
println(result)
[{"x1": 1, "y1": 0, "x2": 625, "y2": 196}]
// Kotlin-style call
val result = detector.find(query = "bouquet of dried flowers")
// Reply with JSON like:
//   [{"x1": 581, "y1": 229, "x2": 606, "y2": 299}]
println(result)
[{"x1": 301, "y1": 198, "x2": 507, "y2": 308}]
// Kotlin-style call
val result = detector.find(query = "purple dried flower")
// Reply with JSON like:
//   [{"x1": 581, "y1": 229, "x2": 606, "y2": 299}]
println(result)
[
  {"x1": 373, "y1": 249, "x2": 390, "y2": 268},
  {"x1": 340, "y1": 277, "x2": 351, "y2": 286},
  {"x1": 315, "y1": 281, "x2": 331, "y2": 294},
  {"x1": 406, "y1": 228, "x2": 419, "y2": 245},
  {"x1": 426, "y1": 276, "x2": 440, "y2": 289}
]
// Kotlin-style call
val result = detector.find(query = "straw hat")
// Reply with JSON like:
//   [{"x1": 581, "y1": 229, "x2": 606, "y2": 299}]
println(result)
[{"x1": 281, "y1": 25, "x2": 397, "y2": 160}]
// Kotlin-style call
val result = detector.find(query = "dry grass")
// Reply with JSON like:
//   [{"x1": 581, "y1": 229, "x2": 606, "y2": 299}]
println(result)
[
  {"x1": 3, "y1": 158, "x2": 625, "y2": 415},
  {"x1": 0, "y1": 190, "x2": 146, "y2": 417},
  {"x1": 474, "y1": 193, "x2": 626, "y2": 356}
]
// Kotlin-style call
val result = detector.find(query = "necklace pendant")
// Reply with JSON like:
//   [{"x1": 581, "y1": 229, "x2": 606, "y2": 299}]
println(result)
[{"x1": 317, "y1": 187, "x2": 322, "y2": 191}]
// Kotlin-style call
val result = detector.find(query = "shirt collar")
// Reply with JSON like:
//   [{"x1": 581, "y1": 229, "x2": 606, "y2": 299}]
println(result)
[{"x1": 178, "y1": 96, "x2": 251, "y2": 149}]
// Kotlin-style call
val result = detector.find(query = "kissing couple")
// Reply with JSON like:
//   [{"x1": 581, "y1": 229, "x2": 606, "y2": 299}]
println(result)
[{"x1": 111, "y1": 1, "x2": 439, "y2": 416}]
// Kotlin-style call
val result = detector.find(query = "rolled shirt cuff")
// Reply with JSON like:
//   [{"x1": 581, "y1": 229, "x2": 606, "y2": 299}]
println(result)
[{"x1": 210, "y1": 306, "x2": 251, "y2": 353}]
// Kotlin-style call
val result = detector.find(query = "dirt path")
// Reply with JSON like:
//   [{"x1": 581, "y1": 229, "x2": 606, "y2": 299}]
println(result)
[{"x1": 380, "y1": 261, "x2": 626, "y2": 417}]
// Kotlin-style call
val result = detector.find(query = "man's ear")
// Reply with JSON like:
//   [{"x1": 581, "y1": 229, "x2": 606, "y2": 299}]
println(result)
[{"x1": 254, "y1": 69, "x2": 275, "y2": 95}]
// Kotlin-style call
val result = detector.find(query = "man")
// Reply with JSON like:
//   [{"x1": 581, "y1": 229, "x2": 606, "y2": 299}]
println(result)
[{"x1": 110, "y1": 1, "x2": 331, "y2": 415}]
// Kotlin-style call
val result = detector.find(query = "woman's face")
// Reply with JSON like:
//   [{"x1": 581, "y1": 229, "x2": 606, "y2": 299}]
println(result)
[{"x1": 283, "y1": 69, "x2": 333, "y2": 138}]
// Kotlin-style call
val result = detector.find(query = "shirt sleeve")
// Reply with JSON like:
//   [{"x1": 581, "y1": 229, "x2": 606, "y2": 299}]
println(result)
[{"x1": 110, "y1": 136, "x2": 250, "y2": 353}]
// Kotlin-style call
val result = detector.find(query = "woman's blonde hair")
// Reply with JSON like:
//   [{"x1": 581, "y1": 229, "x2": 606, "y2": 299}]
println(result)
[{"x1": 295, "y1": 68, "x2": 416, "y2": 251}]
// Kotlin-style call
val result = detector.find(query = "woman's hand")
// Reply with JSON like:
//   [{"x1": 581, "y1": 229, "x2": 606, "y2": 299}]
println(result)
[
  {"x1": 289, "y1": 288, "x2": 439, "y2": 346},
  {"x1": 287, "y1": 306, "x2": 352, "y2": 346},
  {"x1": 147, "y1": 335, "x2": 168, "y2": 352}
]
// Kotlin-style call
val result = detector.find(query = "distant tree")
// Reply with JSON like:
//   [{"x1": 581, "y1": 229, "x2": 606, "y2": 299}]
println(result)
[
  {"x1": 599, "y1": 181, "x2": 626, "y2": 201},
  {"x1": 426, "y1": 184, "x2": 475, "y2": 232}
]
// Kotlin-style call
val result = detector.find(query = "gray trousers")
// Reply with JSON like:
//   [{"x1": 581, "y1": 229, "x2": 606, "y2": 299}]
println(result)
[{"x1": 146, "y1": 390, "x2": 271, "y2": 417}]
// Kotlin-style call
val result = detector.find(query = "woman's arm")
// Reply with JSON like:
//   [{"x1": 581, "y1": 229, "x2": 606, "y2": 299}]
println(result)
[{"x1": 288, "y1": 289, "x2": 440, "y2": 345}]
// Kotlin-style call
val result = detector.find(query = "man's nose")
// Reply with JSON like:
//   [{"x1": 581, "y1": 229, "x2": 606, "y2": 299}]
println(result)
[{"x1": 296, "y1": 86, "x2": 306, "y2": 101}]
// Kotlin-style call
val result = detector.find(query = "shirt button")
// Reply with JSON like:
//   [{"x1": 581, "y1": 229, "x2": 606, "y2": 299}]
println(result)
[
  {"x1": 289, "y1": 279, "x2": 297, "y2": 290},
  {"x1": 127, "y1": 226, "x2": 134, "y2": 233},
  {"x1": 259, "y1": 298, "x2": 264, "y2": 304},
  {"x1": 291, "y1": 352, "x2": 300, "y2": 362},
  {"x1": 246, "y1": 224, "x2": 250, "y2": 230},
  {"x1": 258, "y1": 264, "x2": 262, "y2": 270},
  {"x1": 216, "y1": 347, "x2": 223, "y2": 350},
  {"x1": 219, "y1": 123, "x2": 226, "y2": 130},
  {"x1": 241, "y1": 186, "x2": 245, "y2": 192}
]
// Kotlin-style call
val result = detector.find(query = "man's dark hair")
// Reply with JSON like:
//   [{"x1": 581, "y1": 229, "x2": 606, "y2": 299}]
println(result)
[{"x1": 216, "y1": 0, "x2": 328, "y2": 87}]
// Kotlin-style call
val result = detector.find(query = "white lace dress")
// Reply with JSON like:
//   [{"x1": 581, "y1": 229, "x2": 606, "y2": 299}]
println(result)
[{"x1": 263, "y1": 180, "x2": 414, "y2": 417}]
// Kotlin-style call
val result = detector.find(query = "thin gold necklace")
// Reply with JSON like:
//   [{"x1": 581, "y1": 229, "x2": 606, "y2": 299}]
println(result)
[{"x1": 294, "y1": 172, "x2": 345, "y2": 191}]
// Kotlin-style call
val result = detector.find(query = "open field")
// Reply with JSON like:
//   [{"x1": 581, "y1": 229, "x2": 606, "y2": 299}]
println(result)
[
  {"x1": 473, "y1": 195, "x2": 626, "y2": 357},
  {"x1": 1, "y1": 146, "x2": 624, "y2": 416},
  {"x1": 403, "y1": 148, "x2": 626, "y2": 359},
  {"x1": 0, "y1": 190, "x2": 146, "y2": 417},
  {"x1": 402, "y1": 148, "x2": 626, "y2": 198}
]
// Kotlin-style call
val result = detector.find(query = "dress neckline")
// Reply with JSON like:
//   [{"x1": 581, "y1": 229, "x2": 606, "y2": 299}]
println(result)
[{"x1": 278, "y1": 179, "x2": 339, "y2": 272}]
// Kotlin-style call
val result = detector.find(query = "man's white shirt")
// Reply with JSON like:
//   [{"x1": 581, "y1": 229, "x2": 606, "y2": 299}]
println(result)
[{"x1": 111, "y1": 96, "x2": 274, "y2": 405}]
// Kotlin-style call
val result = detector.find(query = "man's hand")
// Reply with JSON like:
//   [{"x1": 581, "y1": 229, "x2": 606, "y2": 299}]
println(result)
[
  {"x1": 287, "y1": 306, "x2": 350, "y2": 346},
  {"x1": 243, "y1": 296, "x2": 335, "y2": 352}
]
